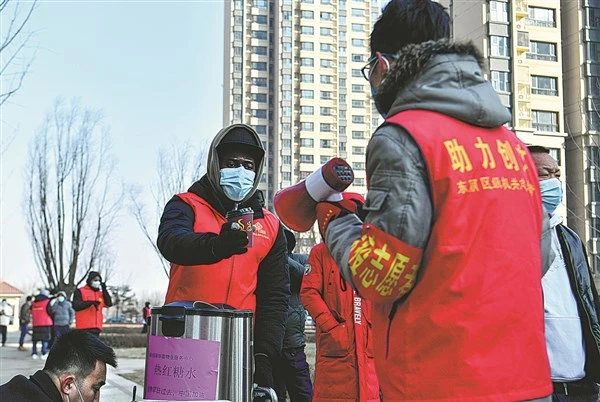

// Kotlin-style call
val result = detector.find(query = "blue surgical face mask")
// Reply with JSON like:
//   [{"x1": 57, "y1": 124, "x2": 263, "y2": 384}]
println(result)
[
  {"x1": 220, "y1": 166, "x2": 256, "y2": 202},
  {"x1": 58, "y1": 296, "x2": 65, "y2": 303},
  {"x1": 90, "y1": 281, "x2": 101, "y2": 290},
  {"x1": 540, "y1": 178, "x2": 563, "y2": 213}
]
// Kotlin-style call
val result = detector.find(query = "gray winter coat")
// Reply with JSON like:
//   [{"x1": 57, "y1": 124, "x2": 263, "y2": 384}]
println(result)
[{"x1": 48, "y1": 300, "x2": 74, "y2": 326}]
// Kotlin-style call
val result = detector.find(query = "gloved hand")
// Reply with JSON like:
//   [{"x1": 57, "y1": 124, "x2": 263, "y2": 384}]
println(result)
[
  {"x1": 91, "y1": 301, "x2": 101, "y2": 309},
  {"x1": 210, "y1": 221, "x2": 249, "y2": 259},
  {"x1": 253, "y1": 353, "x2": 274, "y2": 388},
  {"x1": 316, "y1": 192, "x2": 364, "y2": 237}
]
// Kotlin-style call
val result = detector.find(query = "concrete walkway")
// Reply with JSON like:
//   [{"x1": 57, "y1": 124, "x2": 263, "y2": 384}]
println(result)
[{"x1": 0, "y1": 329, "x2": 145, "y2": 401}]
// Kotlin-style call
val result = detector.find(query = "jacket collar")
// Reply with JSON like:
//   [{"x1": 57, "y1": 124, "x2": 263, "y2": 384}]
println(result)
[{"x1": 30, "y1": 371, "x2": 63, "y2": 402}]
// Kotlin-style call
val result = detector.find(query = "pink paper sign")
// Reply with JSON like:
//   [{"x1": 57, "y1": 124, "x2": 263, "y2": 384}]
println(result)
[{"x1": 145, "y1": 336, "x2": 221, "y2": 401}]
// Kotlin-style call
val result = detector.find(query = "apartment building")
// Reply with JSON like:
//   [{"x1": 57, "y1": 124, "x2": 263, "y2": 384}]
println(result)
[
  {"x1": 223, "y1": 0, "x2": 382, "y2": 209},
  {"x1": 562, "y1": 0, "x2": 600, "y2": 271}
]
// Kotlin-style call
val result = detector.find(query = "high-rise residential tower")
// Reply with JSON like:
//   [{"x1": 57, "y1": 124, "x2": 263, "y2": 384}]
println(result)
[{"x1": 223, "y1": 0, "x2": 382, "y2": 208}]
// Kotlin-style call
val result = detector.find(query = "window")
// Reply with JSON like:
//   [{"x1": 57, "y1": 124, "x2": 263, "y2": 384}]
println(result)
[
  {"x1": 320, "y1": 43, "x2": 334, "y2": 53},
  {"x1": 301, "y1": 74, "x2": 314, "y2": 83},
  {"x1": 321, "y1": 139, "x2": 334, "y2": 148},
  {"x1": 233, "y1": 62, "x2": 242, "y2": 72},
  {"x1": 352, "y1": 100, "x2": 365, "y2": 108},
  {"x1": 588, "y1": 7, "x2": 600, "y2": 29},
  {"x1": 528, "y1": 41, "x2": 557, "y2": 61},
  {"x1": 282, "y1": 91, "x2": 292, "y2": 100},
  {"x1": 301, "y1": 89, "x2": 314, "y2": 99},
  {"x1": 301, "y1": 26, "x2": 314, "y2": 35},
  {"x1": 301, "y1": 58, "x2": 314, "y2": 67},
  {"x1": 253, "y1": 31, "x2": 268, "y2": 40},
  {"x1": 339, "y1": 126, "x2": 346, "y2": 134},
  {"x1": 320, "y1": 156, "x2": 330, "y2": 164},
  {"x1": 282, "y1": 59, "x2": 292, "y2": 68},
  {"x1": 253, "y1": 77, "x2": 267, "y2": 87},
  {"x1": 234, "y1": 0, "x2": 243, "y2": 9},
  {"x1": 282, "y1": 123, "x2": 291, "y2": 132},
  {"x1": 352, "y1": 115, "x2": 365, "y2": 124},
  {"x1": 532, "y1": 110, "x2": 559, "y2": 132},
  {"x1": 352, "y1": 84, "x2": 364, "y2": 93},
  {"x1": 301, "y1": 10, "x2": 314, "y2": 19},
  {"x1": 352, "y1": 69, "x2": 362, "y2": 78},
  {"x1": 320, "y1": 123, "x2": 333, "y2": 132},
  {"x1": 587, "y1": 42, "x2": 600, "y2": 62},
  {"x1": 300, "y1": 138, "x2": 314, "y2": 147},
  {"x1": 490, "y1": 36, "x2": 509, "y2": 57},
  {"x1": 352, "y1": 131, "x2": 365, "y2": 139},
  {"x1": 489, "y1": 1, "x2": 509, "y2": 23},
  {"x1": 320, "y1": 12, "x2": 333, "y2": 21},
  {"x1": 320, "y1": 75, "x2": 333, "y2": 84},
  {"x1": 321, "y1": 107, "x2": 334, "y2": 116},
  {"x1": 351, "y1": 8, "x2": 363, "y2": 17},
  {"x1": 283, "y1": 11, "x2": 291, "y2": 21},
  {"x1": 531, "y1": 75, "x2": 558, "y2": 96},
  {"x1": 234, "y1": 47, "x2": 244, "y2": 57},
  {"x1": 339, "y1": 142, "x2": 346, "y2": 151},
  {"x1": 527, "y1": 6, "x2": 556, "y2": 27},
  {"x1": 283, "y1": 42, "x2": 292, "y2": 52},
  {"x1": 282, "y1": 74, "x2": 292, "y2": 84},
  {"x1": 352, "y1": 39, "x2": 365, "y2": 47},
  {"x1": 301, "y1": 106, "x2": 314, "y2": 115},
  {"x1": 254, "y1": 46, "x2": 267, "y2": 55},
  {"x1": 282, "y1": 172, "x2": 291, "y2": 181},
  {"x1": 252, "y1": 93, "x2": 267, "y2": 102},
  {"x1": 339, "y1": 110, "x2": 346, "y2": 119},
  {"x1": 339, "y1": 62, "x2": 346, "y2": 72},
  {"x1": 351, "y1": 23, "x2": 364, "y2": 32},
  {"x1": 255, "y1": 125, "x2": 267, "y2": 134},
  {"x1": 283, "y1": 139, "x2": 292, "y2": 148},
  {"x1": 283, "y1": 107, "x2": 292, "y2": 117},
  {"x1": 233, "y1": 78, "x2": 242, "y2": 88},
  {"x1": 320, "y1": 27, "x2": 333, "y2": 36},
  {"x1": 339, "y1": 94, "x2": 346, "y2": 103},
  {"x1": 321, "y1": 91, "x2": 333, "y2": 100},
  {"x1": 301, "y1": 42, "x2": 314, "y2": 51},
  {"x1": 301, "y1": 122, "x2": 314, "y2": 131},
  {"x1": 351, "y1": 54, "x2": 365, "y2": 62},
  {"x1": 352, "y1": 146, "x2": 365, "y2": 155},
  {"x1": 254, "y1": 0, "x2": 267, "y2": 8},
  {"x1": 283, "y1": 27, "x2": 292, "y2": 37},
  {"x1": 354, "y1": 178, "x2": 365, "y2": 186},
  {"x1": 320, "y1": 59, "x2": 334, "y2": 68},
  {"x1": 255, "y1": 15, "x2": 268, "y2": 24},
  {"x1": 252, "y1": 62, "x2": 267, "y2": 71},
  {"x1": 352, "y1": 162, "x2": 365, "y2": 170},
  {"x1": 234, "y1": 32, "x2": 243, "y2": 41},
  {"x1": 282, "y1": 156, "x2": 292, "y2": 165},
  {"x1": 252, "y1": 109, "x2": 267, "y2": 118},
  {"x1": 300, "y1": 155, "x2": 314, "y2": 163},
  {"x1": 491, "y1": 71, "x2": 511, "y2": 93}
]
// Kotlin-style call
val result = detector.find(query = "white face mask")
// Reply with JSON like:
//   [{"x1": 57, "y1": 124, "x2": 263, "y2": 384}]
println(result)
[
  {"x1": 90, "y1": 281, "x2": 101, "y2": 290},
  {"x1": 58, "y1": 296, "x2": 66, "y2": 303},
  {"x1": 219, "y1": 166, "x2": 256, "y2": 202}
]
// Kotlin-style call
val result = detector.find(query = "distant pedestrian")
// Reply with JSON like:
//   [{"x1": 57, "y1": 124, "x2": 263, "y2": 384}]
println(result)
[
  {"x1": 141, "y1": 302, "x2": 151, "y2": 334},
  {"x1": 18, "y1": 296, "x2": 33, "y2": 351},
  {"x1": 48, "y1": 291, "x2": 74, "y2": 345},
  {"x1": 31, "y1": 289, "x2": 53, "y2": 360},
  {"x1": 72, "y1": 271, "x2": 113, "y2": 337},
  {"x1": 0, "y1": 299, "x2": 14, "y2": 347}
]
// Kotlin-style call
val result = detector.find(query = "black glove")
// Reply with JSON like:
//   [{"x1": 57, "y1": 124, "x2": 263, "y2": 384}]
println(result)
[
  {"x1": 253, "y1": 354, "x2": 274, "y2": 388},
  {"x1": 210, "y1": 222, "x2": 249, "y2": 259},
  {"x1": 91, "y1": 301, "x2": 101, "y2": 309}
]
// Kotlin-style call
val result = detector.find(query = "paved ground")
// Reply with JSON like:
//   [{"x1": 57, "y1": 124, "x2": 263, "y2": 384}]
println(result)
[{"x1": 0, "y1": 329, "x2": 146, "y2": 401}]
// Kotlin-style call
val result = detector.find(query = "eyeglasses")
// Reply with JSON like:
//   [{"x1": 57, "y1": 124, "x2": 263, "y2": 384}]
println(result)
[{"x1": 360, "y1": 53, "x2": 398, "y2": 81}]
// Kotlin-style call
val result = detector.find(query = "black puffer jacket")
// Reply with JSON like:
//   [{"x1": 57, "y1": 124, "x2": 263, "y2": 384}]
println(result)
[
  {"x1": 283, "y1": 252, "x2": 309, "y2": 350},
  {"x1": 556, "y1": 224, "x2": 600, "y2": 381}
]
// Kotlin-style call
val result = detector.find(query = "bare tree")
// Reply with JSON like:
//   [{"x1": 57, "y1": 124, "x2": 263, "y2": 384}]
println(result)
[
  {"x1": 0, "y1": 0, "x2": 38, "y2": 106},
  {"x1": 24, "y1": 98, "x2": 122, "y2": 297},
  {"x1": 130, "y1": 142, "x2": 207, "y2": 278}
]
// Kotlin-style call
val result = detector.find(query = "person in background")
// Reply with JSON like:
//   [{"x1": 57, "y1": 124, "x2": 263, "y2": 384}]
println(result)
[
  {"x1": 0, "y1": 298, "x2": 14, "y2": 347},
  {"x1": 301, "y1": 223, "x2": 380, "y2": 402},
  {"x1": 72, "y1": 271, "x2": 113, "y2": 337},
  {"x1": 272, "y1": 229, "x2": 313, "y2": 402},
  {"x1": 157, "y1": 124, "x2": 290, "y2": 389},
  {"x1": 31, "y1": 289, "x2": 53, "y2": 360},
  {"x1": 18, "y1": 296, "x2": 33, "y2": 351},
  {"x1": 141, "y1": 302, "x2": 151, "y2": 334},
  {"x1": 529, "y1": 145, "x2": 600, "y2": 401},
  {"x1": 314, "y1": 0, "x2": 552, "y2": 400},
  {"x1": 0, "y1": 329, "x2": 117, "y2": 402},
  {"x1": 48, "y1": 291, "x2": 74, "y2": 345}
]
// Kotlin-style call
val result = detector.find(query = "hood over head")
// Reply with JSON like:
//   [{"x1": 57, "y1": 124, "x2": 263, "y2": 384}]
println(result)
[
  {"x1": 283, "y1": 229, "x2": 296, "y2": 253},
  {"x1": 375, "y1": 40, "x2": 511, "y2": 128},
  {"x1": 86, "y1": 271, "x2": 102, "y2": 286},
  {"x1": 206, "y1": 124, "x2": 265, "y2": 204}
]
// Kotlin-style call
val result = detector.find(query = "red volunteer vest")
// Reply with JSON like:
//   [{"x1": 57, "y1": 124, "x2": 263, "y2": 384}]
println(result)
[
  {"x1": 31, "y1": 299, "x2": 52, "y2": 327},
  {"x1": 75, "y1": 286, "x2": 105, "y2": 330},
  {"x1": 164, "y1": 192, "x2": 279, "y2": 312},
  {"x1": 371, "y1": 110, "x2": 551, "y2": 401}
]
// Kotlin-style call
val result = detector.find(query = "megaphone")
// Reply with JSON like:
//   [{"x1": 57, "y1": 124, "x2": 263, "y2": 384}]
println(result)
[{"x1": 274, "y1": 158, "x2": 354, "y2": 232}]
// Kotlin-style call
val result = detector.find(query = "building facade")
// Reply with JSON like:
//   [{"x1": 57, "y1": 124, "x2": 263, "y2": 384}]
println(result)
[{"x1": 223, "y1": 0, "x2": 382, "y2": 209}]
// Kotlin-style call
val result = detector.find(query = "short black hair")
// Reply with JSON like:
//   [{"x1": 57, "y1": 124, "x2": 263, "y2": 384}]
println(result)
[
  {"x1": 527, "y1": 145, "x2": 550, "y2": 154},
  {"x1": 26, "y1": 296, "x2": 33, "y2": 302},
  {"x1": 370, "y1": 0, "x2": 450, "y2": 56},
  {"x1": 44, "y1": 330, "x2": 117, "y2": 378}
]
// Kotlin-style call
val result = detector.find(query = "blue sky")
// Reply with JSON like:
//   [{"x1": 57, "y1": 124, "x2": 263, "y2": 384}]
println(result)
[{"x1": 1, "y1": 1, "x2": 225, "y2": 299}]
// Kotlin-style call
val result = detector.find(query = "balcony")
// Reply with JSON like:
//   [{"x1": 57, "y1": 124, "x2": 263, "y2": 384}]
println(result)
[
  {"x1": 515, "y1": 0, "x2": 528, "y2": 17},
  {"x1": 525, "y1": 18, "x2": 556, "y2": 28},
  {"x1": 532, "y1": 122, "x2": 559, "y2": 132},
  {"x1": 531, "y1": 88, "x2": 558, "y2": 96}
]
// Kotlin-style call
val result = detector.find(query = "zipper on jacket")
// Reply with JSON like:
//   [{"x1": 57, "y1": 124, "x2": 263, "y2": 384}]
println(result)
[
  {"x1": 385, "y1": 299, "x2": 401, "y2": 358},
  {"x1": 225, "y1": 256, "x2": 235, "y2": 306}
]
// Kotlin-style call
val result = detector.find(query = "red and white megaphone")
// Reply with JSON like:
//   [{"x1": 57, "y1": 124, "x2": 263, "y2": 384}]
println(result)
[{"x1": 274, "y1": 157, "x2": 354, "y2": 232}]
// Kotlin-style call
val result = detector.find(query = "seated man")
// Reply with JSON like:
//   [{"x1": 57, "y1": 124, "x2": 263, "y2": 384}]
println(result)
[{"x1": 0, "y1": 329, "x2": 117, "y2": 401}]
